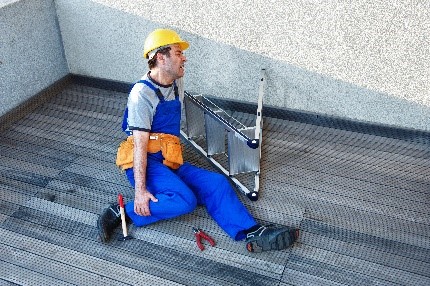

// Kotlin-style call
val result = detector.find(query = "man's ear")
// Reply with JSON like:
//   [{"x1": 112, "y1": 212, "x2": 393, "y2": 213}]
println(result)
[{"x1": 156, "y1": 52, "x2": 165, "y2": 64}]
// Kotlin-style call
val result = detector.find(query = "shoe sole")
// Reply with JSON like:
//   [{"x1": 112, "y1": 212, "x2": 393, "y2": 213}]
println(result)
[{"x1": 246, "y1": 228, "x2": 299, "y2": 253}]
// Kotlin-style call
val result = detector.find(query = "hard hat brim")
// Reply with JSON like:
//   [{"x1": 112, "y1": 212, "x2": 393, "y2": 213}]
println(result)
[
  {"x1": 177, "y1": 41, "x2": 189, "y2": 52},
  {"x1": 145, "y1": 41, "x2": 189, "y2": 59}
]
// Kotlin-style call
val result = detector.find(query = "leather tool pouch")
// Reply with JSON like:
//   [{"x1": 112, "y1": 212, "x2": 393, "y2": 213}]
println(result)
[
  {"x1": 115, "y1": 134, "x2": 184, "y2": 171},
  {"x1": 160, "y1": 139, "x2": 183, "y2": 170},
  {"x1": 115, "y1": 136, "x2": 134, "y2": 171}
]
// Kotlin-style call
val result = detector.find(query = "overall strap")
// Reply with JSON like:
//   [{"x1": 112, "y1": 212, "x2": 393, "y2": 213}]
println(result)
[
  {"x1": 137, "y1": 79, "x2": 164, "y2": 102},
  {"x1": 138, "y1": 79, "x2": 179, "y2": 101},
  {"x1": 173, "y1": 81, "x2": 179, "y2": 99},
  {"x1": 122, "y1": 79, "x2": 179, "y2": 134}
]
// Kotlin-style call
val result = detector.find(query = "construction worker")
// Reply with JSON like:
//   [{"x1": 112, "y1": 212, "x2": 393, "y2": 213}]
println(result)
[{"x1": 97, "y1": 28, "x2": 298, "y2": 252}]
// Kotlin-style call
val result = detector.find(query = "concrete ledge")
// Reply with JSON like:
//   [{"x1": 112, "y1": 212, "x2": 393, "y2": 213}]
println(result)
[
  {"x1": 3, "y1": 73, "x2": 428, "y2": 146},
  {"x1": 0, "y1": 75, "x2": 72, "y2": 132},
  {"x1": 213, "y1": 98, "x2": 430, "y2": 146},
  {"x1": 70, "y1": 74, "x2": 132, "y2": 94},
  {"x1": 71, "y1": 75, "x2": 430, "y2": 146},
  {"x1": 3, "y1": 73, "x2": 427, "y2": 145}
]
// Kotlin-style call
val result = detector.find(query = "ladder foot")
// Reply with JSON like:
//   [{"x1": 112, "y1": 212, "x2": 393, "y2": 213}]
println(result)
[{"x1": 247, "y1": 192, "x2": 259, "y2": 201}]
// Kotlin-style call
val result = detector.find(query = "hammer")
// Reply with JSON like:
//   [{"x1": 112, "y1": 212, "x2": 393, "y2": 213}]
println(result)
[{"x1": 117, "y1": 193, "x2": 133, "y2": 241}]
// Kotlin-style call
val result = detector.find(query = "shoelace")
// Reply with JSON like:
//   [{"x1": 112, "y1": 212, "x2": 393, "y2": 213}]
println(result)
[
  {"x1": 246, "y1": 225, "x2": 267, "y2": 239},
  {"x1": 110, "y1": 205, "x2": 121, "y2": 218}
]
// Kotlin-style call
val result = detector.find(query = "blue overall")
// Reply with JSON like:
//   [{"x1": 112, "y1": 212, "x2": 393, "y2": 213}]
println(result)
[{"x1": 123, "y1": 80, "x2": 257, "y2": 240}]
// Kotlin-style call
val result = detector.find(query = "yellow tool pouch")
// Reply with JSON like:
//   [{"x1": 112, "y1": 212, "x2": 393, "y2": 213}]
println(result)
[
  {"x1": 159, "y1": 136, "x2": 183, "y2": 169},
  {"x1": 115, "y1": 136, "x2": 134, "y2": 171},
  {"x1": 115, "y1": 133, "x2": 184, "y2": 171}
]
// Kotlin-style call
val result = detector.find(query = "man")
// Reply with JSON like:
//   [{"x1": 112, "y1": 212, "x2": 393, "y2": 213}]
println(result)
[{"x1": 97, "y1": 28, "x2": 298, "y2": 252}]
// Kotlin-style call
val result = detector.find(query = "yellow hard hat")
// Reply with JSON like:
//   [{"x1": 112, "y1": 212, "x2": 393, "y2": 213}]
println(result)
[{"x1": 143, "y1": 29, "x2": 189, "y2": 59}]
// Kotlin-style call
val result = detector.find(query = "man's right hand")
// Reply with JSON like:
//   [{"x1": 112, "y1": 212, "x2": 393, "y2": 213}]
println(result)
[{"x1": 134, "y1": 189, "x2": 158, "y2": 216}]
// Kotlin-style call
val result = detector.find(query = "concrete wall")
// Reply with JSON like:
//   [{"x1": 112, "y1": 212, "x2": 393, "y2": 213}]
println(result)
[
  {"x1": 0, "y1": 0, "x2": 69, "y2": 117},
  {"x1": 21, "y1": 0, "x2": 430, "y2": 132}
]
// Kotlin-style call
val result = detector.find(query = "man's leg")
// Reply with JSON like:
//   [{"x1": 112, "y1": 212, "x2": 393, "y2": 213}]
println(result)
[
  {"x1": 176, "y1": 162, "x2": 299, "y2": 252},
  {"x1": 176, "y1": 162, "x2": 257, "y2": 240}
]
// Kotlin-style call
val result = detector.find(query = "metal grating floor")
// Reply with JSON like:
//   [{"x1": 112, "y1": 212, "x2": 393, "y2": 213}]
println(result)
[{"x1": 0, "y1": 79, "x2": 429, "y2": 285}]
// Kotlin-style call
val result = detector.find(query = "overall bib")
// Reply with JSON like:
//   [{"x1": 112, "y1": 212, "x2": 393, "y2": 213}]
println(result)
[{"x1": 123, "y1": 80, "x2": 256, "y2": 240}]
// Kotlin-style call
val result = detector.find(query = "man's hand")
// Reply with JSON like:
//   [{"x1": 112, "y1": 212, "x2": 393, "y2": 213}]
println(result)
[{"x1": 134, "y1": 189, "x2": 158, "y2": 216}]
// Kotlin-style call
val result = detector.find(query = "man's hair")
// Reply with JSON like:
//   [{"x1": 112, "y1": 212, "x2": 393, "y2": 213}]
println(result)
[{"x1": 148, "y1": 46, "x2": 172, "y2": 69}]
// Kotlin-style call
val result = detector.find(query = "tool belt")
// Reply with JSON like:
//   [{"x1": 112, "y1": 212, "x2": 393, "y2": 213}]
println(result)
[{"x1": 116, "y1": 133, "x2": 183, "y2": 171}]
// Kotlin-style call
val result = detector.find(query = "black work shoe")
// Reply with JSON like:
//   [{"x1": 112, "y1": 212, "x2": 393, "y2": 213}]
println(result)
[
  {"x1": 97, "y1": 203, "x2": 121, "y2": 243},
  {"x1": 245, "y1": 225, "x2": 299, "y2": 253}
]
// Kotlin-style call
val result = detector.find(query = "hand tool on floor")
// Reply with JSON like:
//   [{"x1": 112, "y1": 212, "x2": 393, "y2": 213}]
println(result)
[
  {"x1": 193, "y1": 227, "x2": 215, "y2": 251},
  {"x1": 118, "y1": 193, "x2": 133, "y2": 241}
]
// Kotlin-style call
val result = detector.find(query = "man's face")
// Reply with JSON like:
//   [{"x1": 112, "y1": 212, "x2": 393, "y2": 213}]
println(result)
[{"x1": 163, "y1": 44, "x2": 187, "y2": 79}]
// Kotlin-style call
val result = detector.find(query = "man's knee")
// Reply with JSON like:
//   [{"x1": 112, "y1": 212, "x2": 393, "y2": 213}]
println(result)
[
  {"x1": 174, "y1": 192, "x2": 197, "y2": 214},
  {"x1": 157, "y1": 189, "x2": 197, "y2": 216}
]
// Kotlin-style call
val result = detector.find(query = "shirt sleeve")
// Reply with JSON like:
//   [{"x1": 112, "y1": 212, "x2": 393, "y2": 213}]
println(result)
[{"x1": 126, "y1": 83, "x2": 154, "y2": 132}]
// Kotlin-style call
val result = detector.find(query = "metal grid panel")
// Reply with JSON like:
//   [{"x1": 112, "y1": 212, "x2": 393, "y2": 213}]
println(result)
[{"x1": 0, "y1": 79, "x2": 429, "y2": 286}]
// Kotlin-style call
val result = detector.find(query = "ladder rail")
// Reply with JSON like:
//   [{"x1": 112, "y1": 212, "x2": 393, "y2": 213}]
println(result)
[
  {"x1": 253, "y1": 69, "x2": 266, "y2": 194},
  {"x1": 255, "y1": 69, "x2": 265, "y2": 142},
  {"x1": 201, "y1": 97, "x2": 247, "y2": 129}
]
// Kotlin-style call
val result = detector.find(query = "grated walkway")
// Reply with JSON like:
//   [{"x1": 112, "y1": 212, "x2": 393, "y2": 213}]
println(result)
[{"x1": 0, "y1": 80, "x2": 429, "y2": 285}]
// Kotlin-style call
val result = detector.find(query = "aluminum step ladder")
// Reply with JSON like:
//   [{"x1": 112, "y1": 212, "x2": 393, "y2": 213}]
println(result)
[{"x1": 180, "y1": 69, "x2": 266, "y2": 201}]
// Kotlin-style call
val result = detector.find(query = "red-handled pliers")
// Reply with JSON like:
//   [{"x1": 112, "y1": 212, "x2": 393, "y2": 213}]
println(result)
[{"x1": 193, "y1": 227, "x2": 215, "y2": 251}]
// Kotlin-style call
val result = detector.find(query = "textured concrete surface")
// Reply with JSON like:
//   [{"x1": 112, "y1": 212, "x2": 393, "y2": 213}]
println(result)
[
  {"x1": 0, "y1": 0, "x2": 68, "y2": 117},
  {"x1": 54, "y1": 0, "x2": 430, "y2": 132},
  {"x1": 4, "y1": 0, "x2": 430, "y2": 132}
]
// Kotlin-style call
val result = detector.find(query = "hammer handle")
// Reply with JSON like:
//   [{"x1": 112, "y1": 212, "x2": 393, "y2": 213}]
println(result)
[{"x1": 120, "y1": 206, "x2": 128, "y2": 237}]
